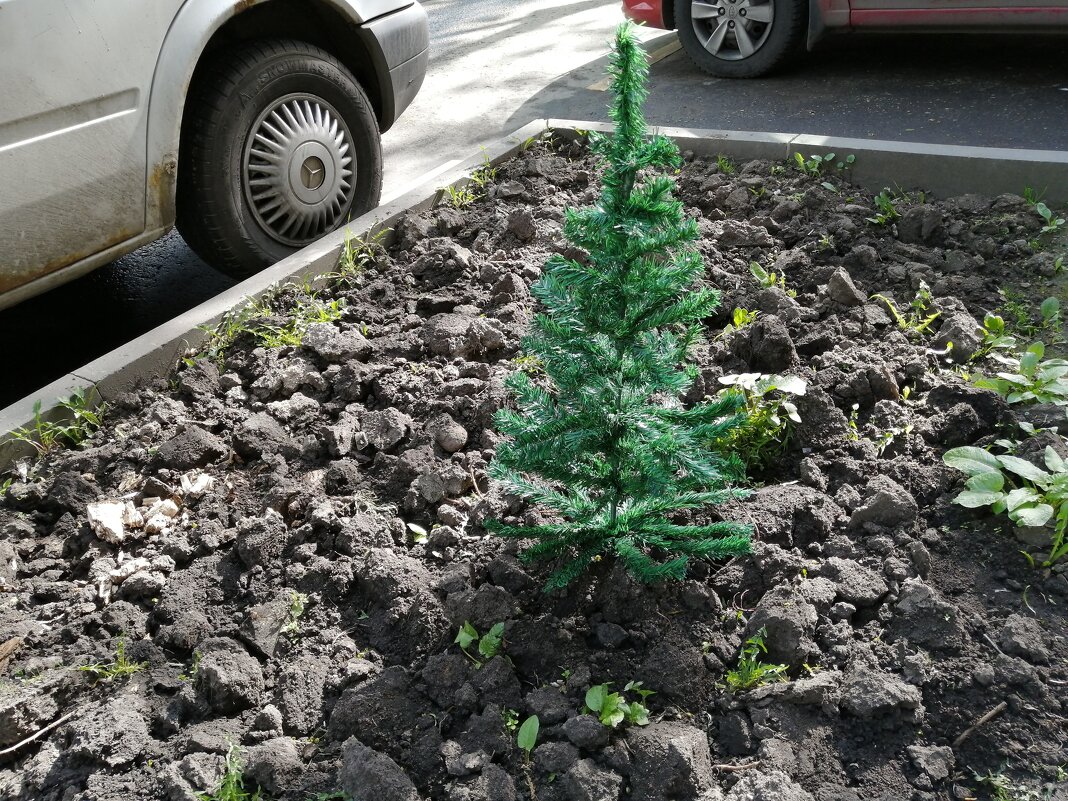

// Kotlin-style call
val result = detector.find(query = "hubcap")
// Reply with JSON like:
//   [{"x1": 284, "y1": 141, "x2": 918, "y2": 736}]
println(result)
[
  {"x1": 690, "y1": 0, "x2": 775, "y2": 61},
  {"x1": 243, "y1": 94, "x2": 355, "y2": 247}
]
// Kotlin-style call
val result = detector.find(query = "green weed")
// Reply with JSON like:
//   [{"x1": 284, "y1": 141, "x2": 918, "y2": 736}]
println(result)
[
  {"x1": 199, "y1": 745, "x2": 261, "y2": 801},
  {"x1": 749, "y1": 261, "x2": 795, "y2": 297},
  {"x1": 714, "y1": 373, "x2": 806, "y2": 470},
  {"x1": 1035, "y1": 202, "x2": 1066, "y2": 235},
  {"x1": 77, "y1": 636, "x2": 146, "y2": 682},
  {"x1": 583, "y1": 681, "x2": 654, "y2": 728},
  {"x1": 971, "y1": 340, "x2": 1068, "y2": 406},
  {"x1": 281, "y1": 592, "x2": 309, "y2": 637},
  {"x1": 725, "y1": 627, "x2": 789, "y2": 691},
  {"x1": 866, "y1": 188, "x2": 901, "y2": 226},
  {"x1": 718, "y1": 307, "x2": 760, "y2": 340},
  {"x1": 454, "y1": 621, "x2": 505, "y2": 667},
  {"x1": 944, "y1": 443, "x2": 1068, "y2": 566},
  {"x1": 12, "y1": 387, "x2": 105, "y2": 458},
  {"x1": 870, "y1": 281, "x2": 940, "y2": 336},
  {"x1": 716, "y1": 154, "x2": 735, "y2": 175},
  {"x1": 338, "y1": 226, "x2": 389, "y2": 279}
]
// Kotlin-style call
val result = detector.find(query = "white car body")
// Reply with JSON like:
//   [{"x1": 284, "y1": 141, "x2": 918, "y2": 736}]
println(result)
[{"x1": 0, "y1": 0, "x2": 428, "y2": 309}]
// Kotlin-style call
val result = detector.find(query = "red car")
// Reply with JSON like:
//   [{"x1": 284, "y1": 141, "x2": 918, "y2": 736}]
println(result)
[{"x1": 624, "y1": 0, "x2": 1068, "y2": 77}]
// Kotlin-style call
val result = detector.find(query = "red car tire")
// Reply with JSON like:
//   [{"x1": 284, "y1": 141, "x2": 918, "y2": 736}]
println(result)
[{"x1": 674, "y1": 0, "x2": 805, "y2": 78}]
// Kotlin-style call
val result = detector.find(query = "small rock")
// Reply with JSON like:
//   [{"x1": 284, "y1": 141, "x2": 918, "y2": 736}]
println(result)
[
  {"x1": 235, "y1": 510, "x2": 289, "y2": 569},
  {"x1": 848, "y1": 474, "x2": 918, "y2": 530},
  {"x1": 233, "y1": 413, "x2": 297, "y2": 460},
  {"x1": 507, "y1": 208, "x2": 537, "y2": 242},
  {"x1": 535, "y1": 741, "x2": 580, "y2": 774},
  {"x1": 723, "y1": 769, "x2": 814, "y2": 801},
  {"x1": 302, "y1": 323, "x2": 372, "y2": 362},
  {"x1": 745, "y1": 585, "x2": 817, "y2": 667},
  {"x1": 595, "y1": 622, "x2": 628, "y2": 649},
  {"x1": 816, "y1": 557, "x2": 888, "y2": 606},
  {"x1": 626, "y1": 722, "x2": 714, "y2": 800},
  {"x1": 197, "y1": 638, "x2": 265, "y2": 713},
  {"x1": 840, "y1": 668, "x2": 923, "y2": 720},
  {"x1": 563, "y1": 759, "x2": 622, "y2": 801},
  {"x1": 157, "y1": 426, "x2": 228, "y2": 470},
  {"x1": 238, "y1": 591, "x2": 294, "y2": 658},
  {"x1": 430, "y1": 414, "x2": 469, "y2": 454},
  {"x1": 87, "y1": 501, "x2": 127, "y2": 545},
  {"x1": 563, "y1": 714, "x2": 610, "y2": 750},
  {"x1": 827, "y1": 268, "x2": 866, "y2": 306},
  {"x1": 340, "y1": 738, "x2": 420, "y2": 801},
  {"x1": 907, "y1": 745, "x2": 955, "y2": 783},
  {"x1": 731, "y1": 315, "x2": 799, "y2": 373},
  {"x1": 361, "y1": 408, "x2": 414, "y2": 452},
  {"x1": 998, "y1": 614, "x2": 1050, "y2": 664},
  {"x1": 244, "y1": 737, "x2": 302, "y2": 795},
  {"x1": 254, "y1": 705, "x2": 284, "y2": 733},
  {"x1": 898, "y1": 205, "x2": 943, "y2": 244}
]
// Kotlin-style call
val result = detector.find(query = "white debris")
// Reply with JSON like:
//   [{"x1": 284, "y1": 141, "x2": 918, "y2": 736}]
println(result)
[
  {"x1": 110, "y1": 557, "x2": 152, "y2": 584},
  {"x1": 158, "y1": 499, "x2": 180, "y2": 518},
  {"x1": 180, "y1": 470, "x2": 215, "y2": 498},
  {"x1": 87, "y1": 502, "x2": 127, "y2": 545},
  {"x1": 144, "y1": 514, "x2": 170, "y2": 535},
  {"x1": 122, "y1": 501, "x2": 144, "y2": 529}
]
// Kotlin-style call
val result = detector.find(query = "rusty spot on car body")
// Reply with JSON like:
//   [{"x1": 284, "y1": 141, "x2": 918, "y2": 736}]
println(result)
[
  {"x1": 150, "y1": 156, "x2": 178, "y2": 225},
  {"x1": 0, "y1": 228, "x2": 137, "y2": 295}
]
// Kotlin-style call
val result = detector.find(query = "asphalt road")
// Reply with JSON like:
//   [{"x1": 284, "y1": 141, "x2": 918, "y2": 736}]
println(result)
[{"x1": 3, "y1": 2, "x2": 1067, "y2": 408}]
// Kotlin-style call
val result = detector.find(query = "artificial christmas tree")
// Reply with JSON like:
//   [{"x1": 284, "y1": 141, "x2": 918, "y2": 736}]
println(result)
[{"x1": 488, "y1": 23, "x2": 751, "y2": 590}]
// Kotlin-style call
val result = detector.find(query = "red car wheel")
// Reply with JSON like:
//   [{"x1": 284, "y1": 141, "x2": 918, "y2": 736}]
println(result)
[{"x1": 674, "y1": 0, "x2": 805, "y2": 77}]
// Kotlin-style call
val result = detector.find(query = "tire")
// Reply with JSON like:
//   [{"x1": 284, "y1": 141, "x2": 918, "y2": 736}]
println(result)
[
  {"x1": 674, "y1": 0, "x2": 805, "y2": 78},
  {"x1": 177, "y1": 40, "x2": 383, "y2": 278}
]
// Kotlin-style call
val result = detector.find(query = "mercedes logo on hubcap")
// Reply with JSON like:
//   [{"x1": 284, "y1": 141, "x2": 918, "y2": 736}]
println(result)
[{"x1": 300, "y1": 156, "x2": 326, "y2": 190}]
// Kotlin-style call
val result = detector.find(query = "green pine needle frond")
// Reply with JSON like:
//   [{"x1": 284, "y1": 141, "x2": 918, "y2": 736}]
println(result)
[{"x1": 486, "y1": 22, "x2": 752, "y2": 591}]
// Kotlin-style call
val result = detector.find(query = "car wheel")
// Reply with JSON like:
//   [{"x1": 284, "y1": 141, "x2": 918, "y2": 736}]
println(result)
[
  {"x1": 177, "y1": 40, "x2": 382, "y2": 278},
  {"x1": 674, "y1": 0, "x2": 805, "y2": 78}
]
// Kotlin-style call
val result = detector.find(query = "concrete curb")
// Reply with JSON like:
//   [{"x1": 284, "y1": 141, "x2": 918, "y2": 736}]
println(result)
[
  {"x1": 549, "y1": 119, "x2": 1068, "y2": 203},
  {"x1": 3, "y1": 119, "x2": 1067, "y2": 468}
]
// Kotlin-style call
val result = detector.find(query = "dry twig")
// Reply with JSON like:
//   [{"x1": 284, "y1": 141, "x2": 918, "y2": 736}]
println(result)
[{"x1": 953, "y1": 700, "x2": 1008, "y2": 748}]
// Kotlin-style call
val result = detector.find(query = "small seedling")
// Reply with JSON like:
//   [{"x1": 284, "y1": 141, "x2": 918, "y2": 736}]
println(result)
[
  {"x1": 502, "y1": 708, "x2": 519, "y2": 733},
  {"x1": 12, "y1": 387, "x2": 106, "y2": 458},
  {"x1": 517, "y1": 714, "x2": 540, "y2": 754},
  {"x1": 871, "y1": 281, "x2": 940, "y2": 336},
  {"x1": 583, "y1": 681, "x2": 654, "y2": 728},
  {"x1": 179, "y1": 650, "x2": 202, "y2": 683},
  {"x1": 1023, "y1": 186, "x2": 1045, "y2": 205},
  {"x1": 281, "y1": 592, "x2": 309, "y2": 637},
  {"x1": 510, "y1": 354, "x2": 545, "y2": 377},
  {"x1": 469, "y1": 149, "x2": 498, "y2": 189},
  {"x1": 442, "y1": 183, "x2": 479, "y2": 209},
  {"x1": 200, "y1": 745, "x2": 261, "y2": 801},
  {"x1": 715, "y1": 154, "x2": 735, "y2": 174},
  {"x1": 847, "y1": 403, "x2": 860, "y2": 442},
  {"x1": 517, "y1": 714, "x2": 540, "y2": 800},
  {"x1": 77, "y1": 636, "x2": 146, "y2": 682},
  {"x1": 866, "y1": 188, "x2": 900, "y2": 226},
  {"x1": 717, "y1": 307, "x2": 760, "y2": 340},
  {"x1": 454, "y1": 621, "x2": 505, "y2": 667},
  {"x1": 1035, "y1": 202, "x2": 1066, "y2": 235},
  {"x1": 725, "y1": 627, "x2": 789, "y2": 691},
  {"x1": 749, "y1": 261, "x2": 794, "y2": 296},
  {"x1": 338, "y1": 226, "x2": 389, "y2": 279}
]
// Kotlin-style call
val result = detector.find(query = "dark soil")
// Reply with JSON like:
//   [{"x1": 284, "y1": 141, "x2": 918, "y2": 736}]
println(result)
[{"x1": 2, "y1": 139, "x2": 1067, "y2": 801}]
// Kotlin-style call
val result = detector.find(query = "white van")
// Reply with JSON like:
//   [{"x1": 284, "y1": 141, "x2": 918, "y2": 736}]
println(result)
[{"x1": 0, "y1": 0, "x2": 429, "y2": 309}]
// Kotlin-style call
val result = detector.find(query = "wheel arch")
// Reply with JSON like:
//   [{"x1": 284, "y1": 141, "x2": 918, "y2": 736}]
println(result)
[{"x1": 148, "y1": 0, "x2": 389, "y2": 231}]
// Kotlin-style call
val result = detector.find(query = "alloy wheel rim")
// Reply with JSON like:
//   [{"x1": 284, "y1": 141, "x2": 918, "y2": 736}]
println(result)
[
  {"x1": 690, "y1": 0, "x2": 775, "y2": 61},
  {"x1": 242, "y1": 94, "x2": 355, "y2": 247}
]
